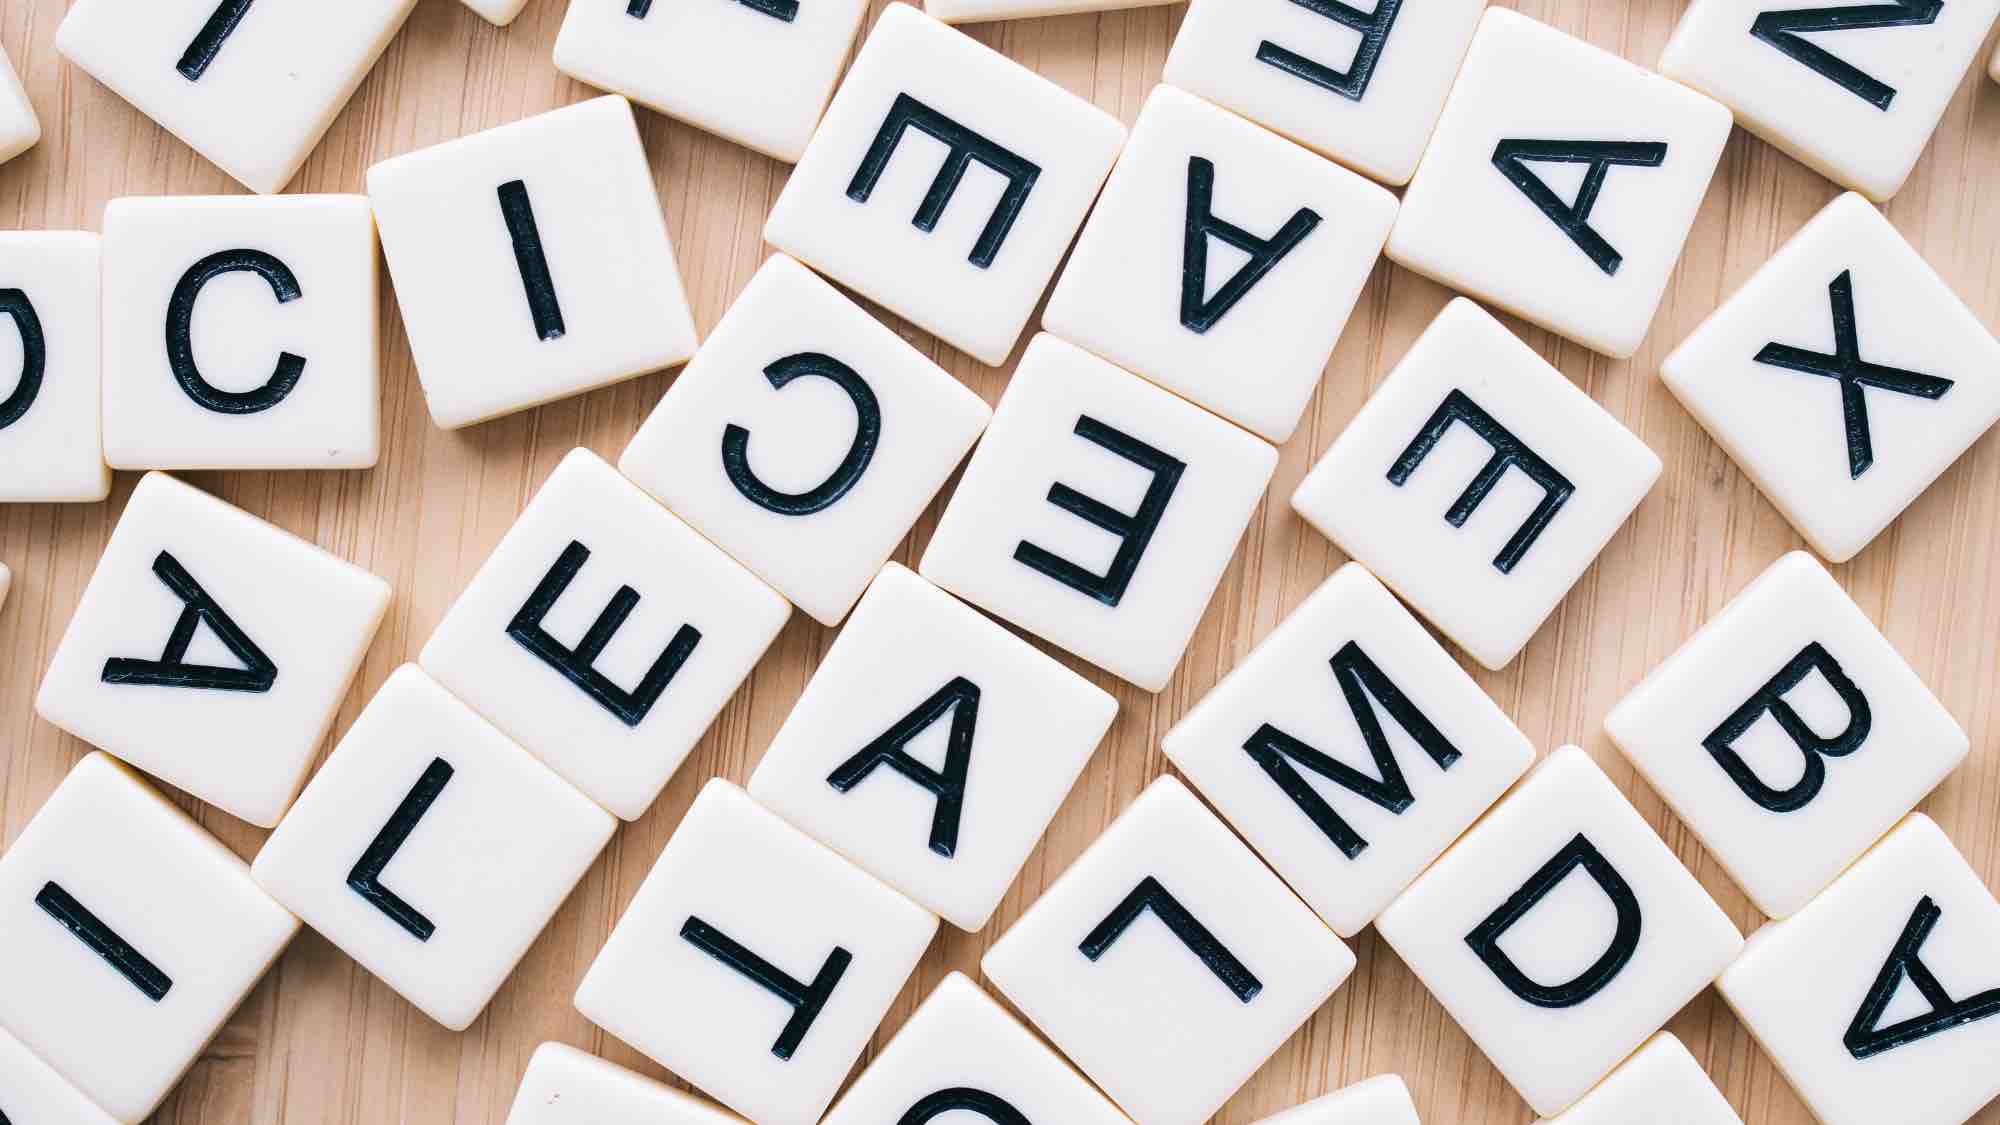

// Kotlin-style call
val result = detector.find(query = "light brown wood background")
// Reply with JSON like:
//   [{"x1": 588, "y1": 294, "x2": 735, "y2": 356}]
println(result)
[{"x1": 4, "y1": 0, "x2": 1999, "y2": 1121}]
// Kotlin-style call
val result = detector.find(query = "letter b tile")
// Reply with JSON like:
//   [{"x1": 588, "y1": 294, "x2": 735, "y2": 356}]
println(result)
[
  {"x1": 0, "y1": 754, "x2": 299, "y2": 1124},
  {"x1": 982, "y1": 777, "x2": 1356, "y2": 1125},
  {"x1": 574, "y1": 779, "x2": 938, "y2": 1125},
  {"x1": 505, "y1": 1043, "x2": 744, "y2": 1125},
  {"x1": 1540, "y1": 1033, "x2": 1743, "y2": 1125},
  {"x1": 1375, "y1": 747, "x2": 1743, "y2": 1117},
  {"x1": 0, "y1": 231, "x2": 110, "y2": 503}
]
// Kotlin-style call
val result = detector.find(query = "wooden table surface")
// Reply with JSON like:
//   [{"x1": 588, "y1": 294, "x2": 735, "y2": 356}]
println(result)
[{"x1": 5, "y1": 1, "x2": 2000, "y2": 1122}]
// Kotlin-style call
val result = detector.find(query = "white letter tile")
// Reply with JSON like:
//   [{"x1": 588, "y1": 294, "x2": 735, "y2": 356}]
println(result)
[
  {"x1": 0, "y1": 1022, "x2": 117, "y2": 1125},
  {"x1": 1, "y1": 231, "x2": 110, "y2": 503},
  {"x1": 1539, "y1": 1033, "x2": 1741, "y2": 1125},
  {"x1": 926, "y1": 0, "x2": 1178, "y2": 23},
  {"x1": 505, "y1": 1042, "x2": 744, "y2": 1125},
  {"x1": 460, "y1": 0, "x2": 531, "y2": 27},
  {"x1": 0, "y1": 45, "x2": 39, "y2": 165},
  {"x1": 1254, "y1": 1075, "x2": 1421, "y2": 1125}
]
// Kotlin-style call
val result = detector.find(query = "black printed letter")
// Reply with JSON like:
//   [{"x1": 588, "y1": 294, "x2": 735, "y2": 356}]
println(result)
[
  {"x1": 1081, "y1": 876, "x2": 1262, "y2": 1002},
  {"x1": 723, "y1": 352, "x2": 882, "y2": 516},
  {"x1": 1465, "y1": 833, "x2": 1641, "y2": 1009},
  {"x1": 825, "y1": 677, "x2": 979, "y2": 858},
  {"x1": 498, "y1": 180, "x2": 567, "y2": 342},
  {"x1": 178, "y1": 0, "x2": 256, "y2": 81},
  {"x1": 899, "y1": 1090, "x2": 1030, "y2": 1125},
  {"x1": 36, "y1": 881, "x2": 173, "y2": 1001},
  {"x1": 1182, "y1": 157, "x2": 1322, "y2": 333},
  {"x1": 102, "y1": 551, "x2": 278, "y2": 693},
  {"x1": 1703, "y1": 641, "x2": 1871, "y2": 813},
  {"x1": 1388, "y1": 388, "x2": 1574, "y2": 574},
  {"x1": 166, "y1": 249, "x2": 305, "y2": 415},
  {"x1": 847, "y1": 94, "x2": 1042, "y2": 269},
  {"x1": 507, "y1": 540, "x2": 703, "y2": 727},
  {"x1": 681, "y1": 916, "x2": 851, "y2": 1059},
  {"x1": 1491, "y1": 140, "x2": 1668, "y2": 275},
  {"x1": 1846, "y1": 895, "x2": 2000, "y2": 1058},
  {"x1": 0, "y1": 288, "x2": 44, "y2": 431},
  {"x1": 1752, "y1": 0, "x2": 1943, "y2": 110},
  {"x1": 1256, "y1": 0, "x2": 1407, "y2": 101},
  {"x1": 348, "y1": 758, "x2": 455, "y2": 942},
  {"x1": 1014, "y1": 416, "x2": 1186, "y2": 607}
]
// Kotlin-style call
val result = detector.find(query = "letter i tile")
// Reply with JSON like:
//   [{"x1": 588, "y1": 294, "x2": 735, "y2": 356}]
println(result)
[
  {"x1": 1375, "y1": 747, "x2": 1742, "y2": 1117},
  {"x1": 575, "y1": 779, "x2": 937, "y2": 1125},
  {"x1": 982, "y1": 777, "x2": 1355, "y2": 1125},
  {"x1": 1660, "y1": 193, "x2": 2000, "y2": 563},
  {"x1": 1253, "y1": 1075, "x2": 1421, "y2": 1125},
  {"x1": 1718, "y1": 815, "x2": 2000, "y2": 1125},
  {"x1": 504, "y1": 1043, "x2": 744, "y2": 1125}
]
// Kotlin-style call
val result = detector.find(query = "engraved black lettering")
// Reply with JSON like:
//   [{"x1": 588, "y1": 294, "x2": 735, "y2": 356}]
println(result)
[
  {"x1": 1491, "y1": 140, "x2": 1669, "y2": 276},
  {"x1": 1753, "y1": 270, "x2": 1954, "y2": 479},
  {"x1": 1014, "y1": 416, "x2": 1186, "y2": 607},
  {"x1": 1465, "y1": 833, "x2": 1641, "y2": 1009},
  {"x1": 1243, "y1": 640, "x2": 1463, "y2": 860},
  {"x1": 1846, "y1": 895, "x2": 2000, "y2": 1058},
  {"x1": 1387, "y1": 388, "x2": 1574, "y2": 574},
  {"x1": 1752, "y1": 0, "x2": 1943, "y2": 110},
  {"x1": 506, "y1": 540, "x2": 703, "y2": 728},
  {"x1": 898, "y1": 1089, "x2": 1031, "y2": 1125},
  {"x1": 347, "y1": 757, "x2": 455, "y2": 942},
  {"x1": 1080, "y1": 875, "x2": 1262, "y2": 1002},
  {"x1": 723, "y1": 352, "x2": 883, "y2": 516},
  {"x1": 1181, "y1": 157, "x2": 1322, "y2": 334},
  {"x1": 1255, "y1": 0, "x2": 1407, "y2": 101},
  {"x1": 178, "y1": 0, "x2": 256, "y2": 81},
  {"x1": 35, "y1": 881, "x2": 173, "y2": 1001},
  {"x1": 101, "y1": 550, "x2": 278, "y2": 693},
  {"x1": 628, "y1": 0, "x2": 799, "y2": 18},
  {"x1": 1703, "y1": 641, "x2": 1871, "y2": 813},
  {"x1": 165, "y1": 249, "x2": 305, "y2": 415},
  {"x1": 0, "y1": 288, "x2": 45, "y2": 431},
  {"x1": 498, "y1": 180, "x2": 567, "y2": 342},
  {"x1": 680, "y1": 916, "x2": 851, "y2": 1059},
  {"x1": 847, "y1": 93, "x2": 1042, "y2": 269},
  {"x1": 825, "y1": 677, "x2": 979, "y2": 858}
]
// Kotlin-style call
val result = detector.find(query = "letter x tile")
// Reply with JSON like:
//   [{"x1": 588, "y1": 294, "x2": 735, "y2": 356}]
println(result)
[{"x1": 1661, "y1": 192, "x2": 2000, "y2": 563}]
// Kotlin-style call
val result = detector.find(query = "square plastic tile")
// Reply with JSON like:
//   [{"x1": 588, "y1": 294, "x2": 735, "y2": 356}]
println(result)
[
  {"x1": 1163, "y1": 0, "x2": 1486, "y2": 186},
  {"x1": 1661, "y1": 0, "x2": 2000, "y2": 201},
  {"x1": 982, "y1": 776, "x2": 1356, "y2": 1125},
  {"x1": 1255, "y1": 1075, "x2": 1421, "y2": 1125},
  {"x1": 252, "y1": 665, "x2": 616, "y2": 1031},
  {"x1": 1660, "y1": 192, "x2": 2000, "y2": 564},
  {"x1": 54, "y1": 0, "x2": 415, "y2": 193},
  {"x1": 927, "y1": 0, "x2": 1178, "y2": 22},
  {"x1": 1291, "y1": 299, "x2": 1661, "y2": 670},
  {"x1": 1607, "y1": 551, "x2": 1968, "y2": 919},
  {"x1": 0, "y1": 1021, "x2": 117, "y2": 1125},
  {"x1": 0, "y1": 45, "x2": 39, "y2": 165},
  {"x1": 1163, "y1": 562, "x2": 1535, "y2": 937},
  {"x1": 101, "y1": 195, "x2": 379, "y2": 471},
  {"x1": 0, "y1": 753, "x2": 299, "y2": 1124},
  {"x1": 554, "y1": 0, "x2": 869, "y2": 162},
  {"x1": 619, "y1": 254, "x2": 991, "y2": 626},
  {"x1": 574, "y1": 779, "x2": 937, "y2": 1125},
  {"x1": 1717, "y1": 814, "x2": 2000, "y2": 1125},
  {"x1": 820, "y1": 972, "x2": 1129, "y2": 1125},
  {"x1": 1375, "y1": 747, "x2": 1744, "y2": 1117},
  {"x1": 764, "y1": 3, "x2": 1126, "y2": 365},
  {"x1": 460, "y1": 0, "x2": 531, "y2": 27},
  {"x1": 0, "y1": 562, "x2": 9, "y2": 611},
  {"x1": 421, "y1": 448, "x2": 790, "y2": 821},
  {"x1": 1043, "y1": 85, "x2": 1397, "y2": 443},
  {"x1": 36, "y1": 471, "x2": 392, "y2": 827},
  {"x1": 1, "y1": 231, "x2": 110, "y2": 503},
  {"x1": 921, "y1": 334, "x2": 1278, "y2": 692},
  {"x1": 369, "y1": 96, "x2": 698, "y2": 429},
  {"x1": 748, "y1": 564, "x2": 1117, "y2": 931},
  {"x1": 505, "y1": 1042, "x2": 744, "y2": 1125},
  {"x1": 1385, "y1": 9, "x2": 1732, "y2": 357},
  {"x1": 1540, "y1": 1033, "x2": 1741, "y2": 1125}
]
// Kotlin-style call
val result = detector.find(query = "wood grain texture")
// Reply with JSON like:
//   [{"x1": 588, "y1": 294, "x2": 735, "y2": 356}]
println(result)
[{"x1": 4, "y1": 0, "x2": 2000, "y2": 1121}]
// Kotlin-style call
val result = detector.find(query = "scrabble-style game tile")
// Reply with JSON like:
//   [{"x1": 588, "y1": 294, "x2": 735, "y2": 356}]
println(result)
[
  {"x1": 0, "y1": 231, "x2": 111, "y2": 503},
  {"x1": 820, "y1": 972, "x2": 1130, "y2": 1125},
  {"x1": 54, "y1": 0, "x2": 416, "y2": 194},
  {"x1": 1660, "y1": 193, "x2": 2000, "y2": 563},
  {"x1": 506, "y1": 1042, "x2": 744, "y2": 1125},
  {"x1": 1540, "y1": 1033, "x2": 1741, "y2": 1125},
  {"x1": 1661, "y1": 0, "x2": 2000, "y2": 201},
  {"x1": 920, "y1": 334, "x2": 1278, "y2": 692},
  {"x1": 0, "y1": 1021, "x2": 118, "y2": 1125},
  {"x1": 461, "y1": 0, "x2": 531, "y2": 27},
  {"x1": 101, "y1": 195, "x2": 379, "y2": 471},
  {"x1": 1163, "y1": 0, "x2": 1486, "y2": 186},
  {"x1": 1607, "y1": 552, "x2": 1967, "y2": 919},
  {"x1": 1043, "y1": 85, "x2": 1397, "y2": 443},
  {"x1": 927, "y1": 0, "x2": 1177, "y2": 23},
  {"x1": 0, "y1": 46, "x2": 38, "y2": 165},
  {"x1": 1256, "y1": 1075, "x2": 1420, "y2": 1125},
  {"x1": 252, "y1": 665, "x2": 616, "y2": 1031},
  {"x1": 1163, "y1": 562, "x2": 1535, "y2": 937},
  {"x1": 369, "y1": 96, "x2": 698, "y2": 429},
  {"x1": 1718, "y1": 814, "x2": 2000, "y2": 1125},
  {"x1": 748, "y1": 564, "x2": 1117, "y2": 931},
  {"x1": 620, "y1": 256, "x2": 991, "y2": 626},
  {"x1": 554, "y1": 0, "x2": 869, "y2": 163},
  {"x1": 0, "y1": 753, "x2": 299, "y2": 1124},
  {"x1": 0, "y1": 562, "x2": 9, "y2": 611},
  {"x1": 1384, "y1": 9, "x2": 1732, "y2": 357},
  {"x1": 422, "y1": 449, "x2": 789, "y2": 821},
  {"x1": 574, "y1": 779, "x2": 937, "y2": 1125},
  {"x1": 36, "y1": 472, "x2": 391, "y2": 828},
  {"x1": 1291, "y1": 299, "x2": 1661, "y2": 670},
  {"x1": 764, "y1": 3, "x2": 1126, "y2": 366},
  {"x1": 1375, "y1": 747, "x2": 1743, "y2": 1117},
  {"x1": 982, "y1": 777, "x2": 1356, "y2": 1125}
]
